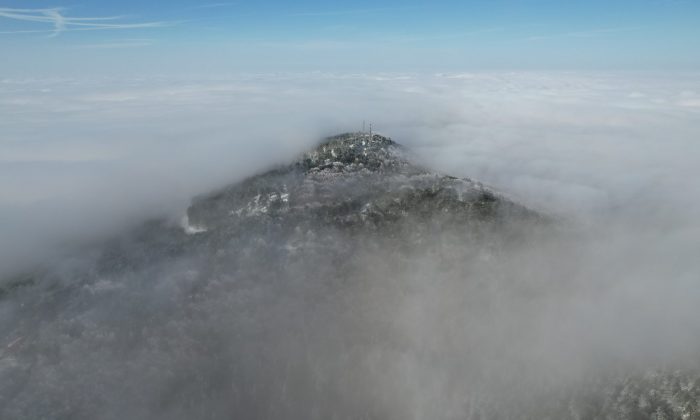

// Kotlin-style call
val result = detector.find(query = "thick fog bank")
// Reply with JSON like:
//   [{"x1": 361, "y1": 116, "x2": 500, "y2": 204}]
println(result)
[{"x1": 1, "y1": 72, "x2": 699, "y2": 418}]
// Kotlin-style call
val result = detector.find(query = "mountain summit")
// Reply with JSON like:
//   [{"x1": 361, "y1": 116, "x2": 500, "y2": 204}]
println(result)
[{"x1": 185, "y1": 132, "x2": 539, "y2": 235}]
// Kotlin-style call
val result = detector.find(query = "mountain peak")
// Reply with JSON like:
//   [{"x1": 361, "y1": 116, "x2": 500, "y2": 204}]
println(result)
[
  {"x1": 186, "y1": 132, "x2": 540, "y2": 233},
  {"x1": 298, "y1": 132, "x2": 410, "y2": 173}
]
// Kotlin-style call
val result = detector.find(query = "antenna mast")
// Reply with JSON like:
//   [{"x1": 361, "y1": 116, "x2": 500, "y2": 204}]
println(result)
[{"x1": 369, "y1": 123, "x2": 372, "y2": 141}]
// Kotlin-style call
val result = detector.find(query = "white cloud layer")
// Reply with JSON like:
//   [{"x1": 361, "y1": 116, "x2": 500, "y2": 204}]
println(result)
[{"x1": 0, "y1": 71, "x2": 698, "y2": 271}]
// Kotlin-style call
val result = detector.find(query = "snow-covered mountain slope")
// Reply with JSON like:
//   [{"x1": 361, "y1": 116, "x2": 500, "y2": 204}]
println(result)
[{"x1": 0, "y1": 133, "x2": 697, "y2": 420}]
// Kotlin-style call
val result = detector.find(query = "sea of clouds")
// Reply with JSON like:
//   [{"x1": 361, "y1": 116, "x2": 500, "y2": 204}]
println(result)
[
  {"x1": 1, "y1": 71, "x2": 698, "y2": 274},
  {"x1": 1, "y1": 72, "x2": 699, "y2": 418}
]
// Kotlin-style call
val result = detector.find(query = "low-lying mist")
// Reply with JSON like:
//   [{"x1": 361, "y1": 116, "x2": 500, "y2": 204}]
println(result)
[{"x1": 1, "y1": 72, "x2": 699, "y2": 418}]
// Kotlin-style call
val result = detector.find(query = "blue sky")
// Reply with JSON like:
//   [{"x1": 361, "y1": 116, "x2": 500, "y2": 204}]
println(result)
[{"x1": 1, "y1": 0, "x2": 699, "y2": 76}]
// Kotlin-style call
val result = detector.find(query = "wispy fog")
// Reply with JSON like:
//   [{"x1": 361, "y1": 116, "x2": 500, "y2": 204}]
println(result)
[{"x1": 1, "y1": 72, "x2": 699, "y2": 418}]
